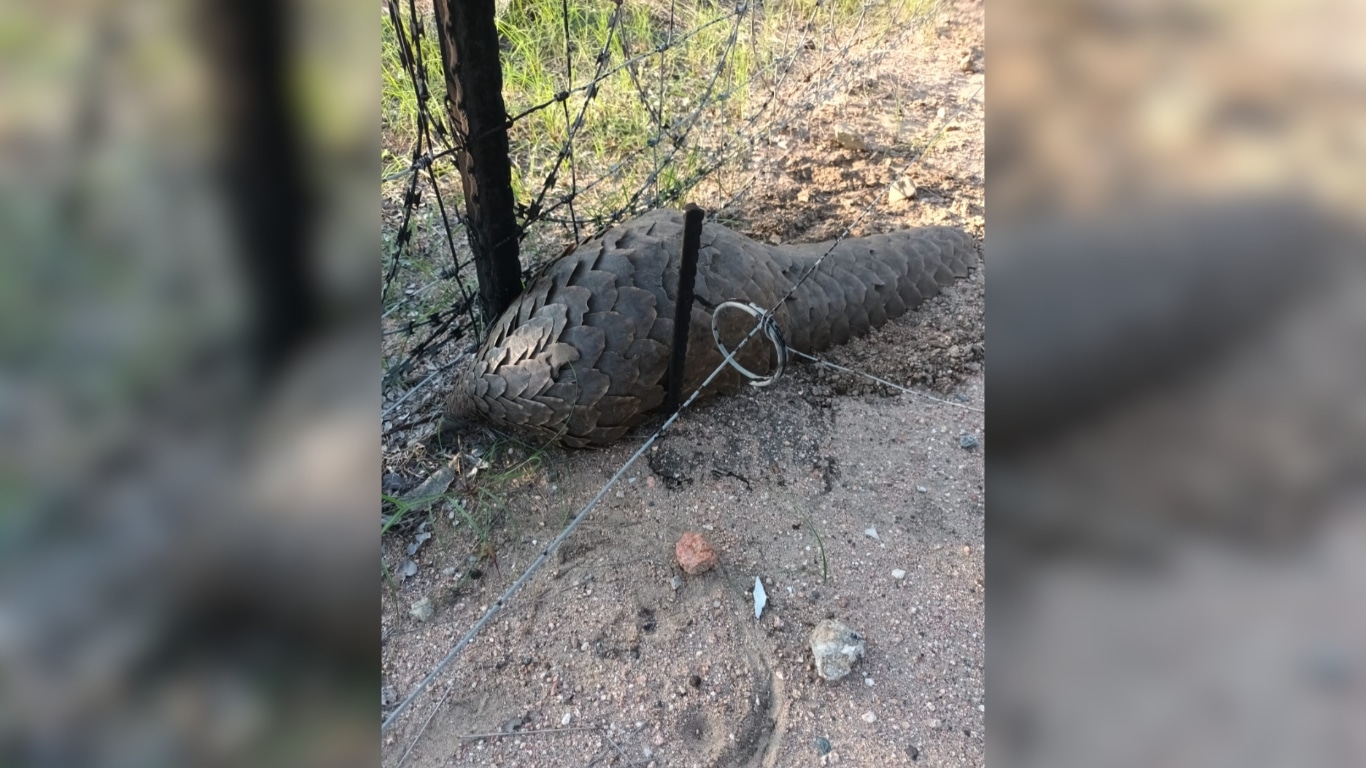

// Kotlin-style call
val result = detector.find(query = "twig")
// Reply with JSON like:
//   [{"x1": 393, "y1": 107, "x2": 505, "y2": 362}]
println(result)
[{"x1": 454, "y1": 725, "x2": 595, "y2": 740}]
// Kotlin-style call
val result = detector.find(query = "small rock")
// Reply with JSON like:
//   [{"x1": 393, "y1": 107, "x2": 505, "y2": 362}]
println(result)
[
  {"x1": 499, "y1": 713, "x2": 529, "y2": 733},
  {"x1": 561, "y1": 712, "x2": 573, "y2": 725},
  {"x1": 671, "y1": 575, "x2": 682, "y2": 591},
  {"x1": 814, "y1": 736, "x2": 832, "y2": 755},
  {"x1": 833, "y1": 130, "x2": 867, "y2": 151},
  {"x1": 676, "y1": 532, "x2": 719, "y2": 575},
  {"x1": 409, "y1": 597, "x2": 434, "y2": 622},
  {"x1": 768, "y1": 234, "x2": 782, "y2": 245},
  {"x1": 754, "y1": 577, "x2": 768, "y2": 619},
  {"x1": 916, "y1": 486, "x2": 927, "y2": 494},
  {"x1": 797, "y1": 189, "x2": 812, "y2": 203},
  {"x1": 864, "y1": 526, "x2": 880, "y2": 541},
  {"x1": 398, "y1": 559, "x2": 419, "y2": 580},
  {"x1": 888, "y1": 177, "x2": 917, "y2": 204},
  {"x1": 907, "y1": 744, "x2": 921, "y2": 760},
  {"x1": 865, "y1": 677, "x2": 874, "y2": 686},
  {"x1": 809, "y1": 619, "x2": 866, "y2": 681},
  {"x1": 861, "y1": 711, "x2": 877, "y2": 724},
  {"x1": 959, "y1": 434, "x2": 980, "y2": 450},
  {"x1": 892, "y1": 569, "x2": 907, "y2": 580},
  {"x1": 403, "y1": 465, "x2": 456, "y2": 512}
]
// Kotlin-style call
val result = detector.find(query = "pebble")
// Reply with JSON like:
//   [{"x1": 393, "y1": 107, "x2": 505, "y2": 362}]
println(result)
[
  {"x1": 959, "y1": 433, "x2": 980, "y2": 450},
  {"x1": 409, "y1": 597, "x2": 434, "y2": 622},
  {"x1": 562, "y1": 712, "x2": 573, "y2": 725},
  {"x1": 916, "y1": 485, "x2": 927, "y2": 493},
  {"x1": 863, "y1": 526, "x2": 880, "y2": 540},
  {"x1": 676, "y1": 531, "x2": 719, "y2": 575},
  {"x1": 814, "y1": 736, "x2": 832, "y2": 755},
  {"x1": 833, "y1": 130, "x2": 867, "y2": 151},
  {"x1": 892, "y1": 569, "x2": 907, "y2": 580},
  {"x1": 888, "y1": 177, "x2": 917, "y2": 204},
  {"x1": 861, "y1": 711, "x2": 878, "y2": 724},
  {"x1": 809, "y1": 619, "x2": 866, "y2": 681}
]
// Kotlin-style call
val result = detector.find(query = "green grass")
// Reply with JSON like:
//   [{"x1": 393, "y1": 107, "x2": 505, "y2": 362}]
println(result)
[
  {"x1": 801, "y1": 508, "x2": 830, "y2": 582},
  {"x1": 379, "y1": 0, "x2": 922, "y2": 225}
]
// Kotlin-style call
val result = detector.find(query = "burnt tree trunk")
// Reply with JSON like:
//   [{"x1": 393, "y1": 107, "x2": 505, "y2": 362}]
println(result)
[{"x1": 434, "y1": 0, "x2": 523, "y2": 324}]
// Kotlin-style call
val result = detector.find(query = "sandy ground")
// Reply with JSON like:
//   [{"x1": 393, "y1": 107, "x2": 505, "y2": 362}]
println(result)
[{"x1": 382, "y1": 1, "x2": 985, "y2": 765}]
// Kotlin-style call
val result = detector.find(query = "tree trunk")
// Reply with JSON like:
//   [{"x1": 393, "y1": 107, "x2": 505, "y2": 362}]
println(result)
[{"x1": 434, "y1": 0, "x2": 523, "y2": 324}]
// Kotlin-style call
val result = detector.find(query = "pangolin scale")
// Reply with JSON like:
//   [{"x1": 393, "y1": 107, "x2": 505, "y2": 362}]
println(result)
[{"x1": 443, "y1": 209, "x2": 978, "y2": 447}]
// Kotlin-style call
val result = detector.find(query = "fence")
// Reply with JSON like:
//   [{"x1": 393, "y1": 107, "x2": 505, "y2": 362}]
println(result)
[{"x1": 381, "y1": 0, "x2": 945, "y2": 412}]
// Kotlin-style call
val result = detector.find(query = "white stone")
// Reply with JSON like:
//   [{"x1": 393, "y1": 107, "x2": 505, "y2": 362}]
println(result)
[{"x1": 809, "y1": 619, "x2": 867, "y2": 681}]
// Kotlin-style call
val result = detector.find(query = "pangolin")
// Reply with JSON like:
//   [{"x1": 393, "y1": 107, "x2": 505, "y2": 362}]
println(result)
[{"x1": 443, "y1": 209, "x2": 977, "y2": 447}]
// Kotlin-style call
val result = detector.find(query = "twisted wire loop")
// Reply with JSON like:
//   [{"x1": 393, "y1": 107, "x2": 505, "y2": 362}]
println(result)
[{"x1": 709, "y1": 301, "x2": 788, "y2": 388}]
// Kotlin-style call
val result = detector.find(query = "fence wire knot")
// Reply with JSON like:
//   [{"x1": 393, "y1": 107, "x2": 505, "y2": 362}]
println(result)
[{"x1": 710, "y1": 301, "x2": 787, "y2": 388}]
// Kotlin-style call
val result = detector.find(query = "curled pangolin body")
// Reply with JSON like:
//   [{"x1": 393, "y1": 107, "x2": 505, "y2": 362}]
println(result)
[{"x1": 444, "y1": 209, "x2": 978, "y2": 446}]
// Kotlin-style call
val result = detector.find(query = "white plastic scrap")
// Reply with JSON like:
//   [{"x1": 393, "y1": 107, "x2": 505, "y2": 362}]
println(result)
[{"x1": 754, "y1": 577, "x2": 768, "y2": 619}]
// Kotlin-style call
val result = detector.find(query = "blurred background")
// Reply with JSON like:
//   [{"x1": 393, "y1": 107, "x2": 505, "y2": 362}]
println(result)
[
  {"x1": 4, "y1": 0, "x2": 1364, "y2": 765},
  {"x1": 987, "y1": 0, "x2": 1366, "y2": 766},
  {"x1": 1, "y1": 0, "x2": 377, "y2": 765}
]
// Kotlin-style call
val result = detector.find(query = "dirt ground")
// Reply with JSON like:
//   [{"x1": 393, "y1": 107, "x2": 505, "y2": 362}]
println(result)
[{"x1": 381, "y1": 1, "x2": 985, "y2": 765}]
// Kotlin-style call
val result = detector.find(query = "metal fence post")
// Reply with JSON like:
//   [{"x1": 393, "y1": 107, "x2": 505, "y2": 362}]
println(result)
[{"x1": 665, "y1": 204, "x2": 705, "y2": 414}]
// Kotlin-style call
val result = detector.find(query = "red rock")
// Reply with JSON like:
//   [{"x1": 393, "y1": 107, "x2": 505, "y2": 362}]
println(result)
[{"x1": 675, "y1": 532, "x2": 718, "y2": 575}]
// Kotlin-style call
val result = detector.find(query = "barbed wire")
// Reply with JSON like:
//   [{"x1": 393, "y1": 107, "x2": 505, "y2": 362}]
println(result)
[{"x1": 382, "y1": 0, "x2": 479, "y2": 367}]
